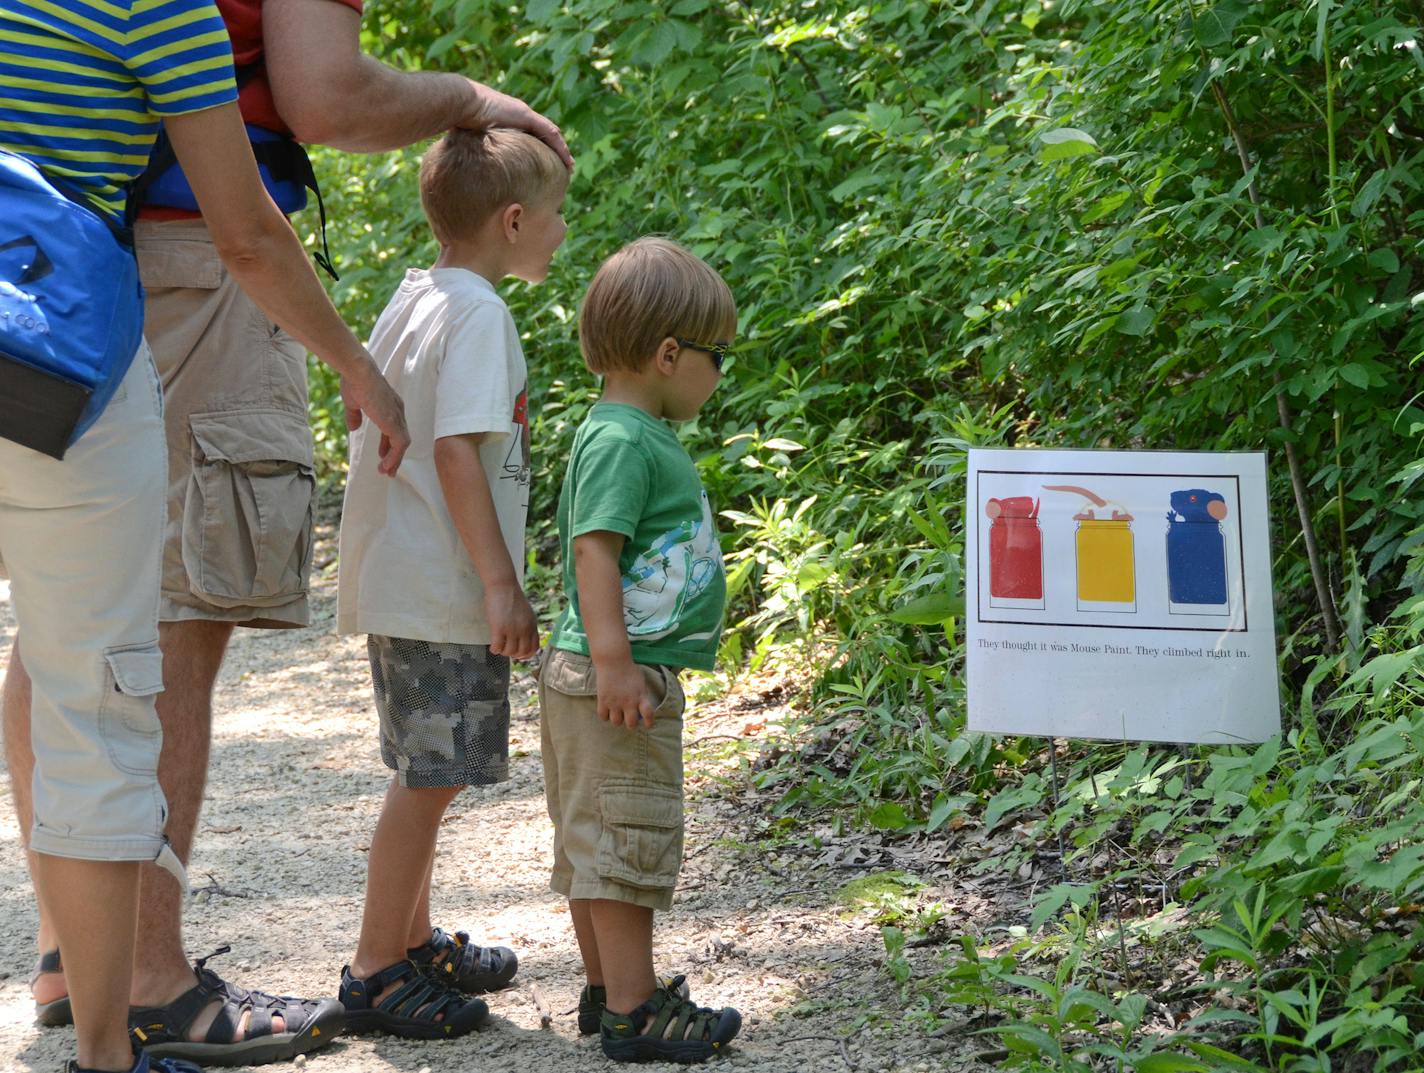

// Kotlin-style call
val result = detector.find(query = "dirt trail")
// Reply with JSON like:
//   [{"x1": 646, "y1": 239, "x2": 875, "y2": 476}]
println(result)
[{"x1": 0, "y1": 526, "x2": 982, "y2": 1073}]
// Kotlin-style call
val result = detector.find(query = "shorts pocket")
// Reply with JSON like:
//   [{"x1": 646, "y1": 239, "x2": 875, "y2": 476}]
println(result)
[
  {"x1": 100, "y1": 643, "x2": 164, "y2": 776},
  {"x1": 542, "y1": 650, "x2": 597, "y2": 698},
  {"x1": 596, "y1": 779, "x2": 684, "y2": 891},
  {"x1": 182, "y1": 409, "x2": 315, "y2": 608},
  {"x1": 136, "y1": 239, "x2": 223, "y2": 291},
  {"x1": 646, "y1": 665, "x2": 684, "y2": 720}
]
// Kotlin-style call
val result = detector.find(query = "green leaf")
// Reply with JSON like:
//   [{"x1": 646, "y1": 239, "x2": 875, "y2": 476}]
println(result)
[
  {"x1": 1133, "y1": 1054, "x2": 1209, "y2": 1073},
  {"x1": 1313, "y1": 0, "x2": 1333, "y2": 60},
  {"x1": 888, "y1": 591, "x2": 964, "y2": 624},
  {"x1": 635, "y1": 21, "x2": 680, "y2": 65},
  {"x1": 1368, "y1": 248, "x2": 1400, "y2": 274},
  {"x1": 868, "y1": 802, "x2": 911, "y2": 831},
  {"x1": 1193, "y1": 0, "x2": 1249, "y2": 48},
  {"x1": 1339, "y1": 363, "x2": 1370, "y2": 388},
  {"x1": 1082, "y1": 191, "x2": 1130, "y2": 224},
  {"x1": 1116, "y1": 305, "x2": 1156, "y2": 336},
  {"x1": 926, "y1": 793, "x2": 959, "y2": 833},
  {"x1": 829, "y1": 171, "x2": 882, "y2": 202},
  {"x1": 1039, "y1": 127, "x2": 1099, "y2": 163}
]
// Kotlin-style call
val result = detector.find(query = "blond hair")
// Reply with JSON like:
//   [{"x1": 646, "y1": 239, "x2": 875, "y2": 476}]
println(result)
[
  {"x1": 418, "y1": 127, "x2": 568, "y2": 244},
  {"x1": 578, "y1": 237, "x2": 736, "y2": 373}
]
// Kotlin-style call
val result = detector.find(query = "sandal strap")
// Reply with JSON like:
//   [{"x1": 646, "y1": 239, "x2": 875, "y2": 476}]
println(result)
[
  {"x1": 29, "y1": 947, "x2": 62, "y2": 988},
  {"x1": 637, "y1": 978, "x2": 722, "y2": 1043},
  {"x1": 371, "y1": 963, "x2": 469, "y2": 1022},
  {"x1": 411, "y1": 926, "x2": 511, "y2": 985},
  {"x1": 131, "y1": 948, "x2": 320, "y2": 1048}
]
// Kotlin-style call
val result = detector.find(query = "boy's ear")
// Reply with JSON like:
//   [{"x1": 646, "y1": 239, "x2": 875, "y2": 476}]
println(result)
[
  {"x1": 653, "y1": 336, "x2": 680, "y2": 375},
  {"x1": 501, "y1": 203, "x2": 524, "y2": 243}
]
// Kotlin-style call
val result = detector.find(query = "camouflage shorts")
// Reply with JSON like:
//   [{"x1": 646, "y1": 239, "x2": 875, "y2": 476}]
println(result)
[{"x1": 368, "y1": 635, "x2": 511, "y2": 788}]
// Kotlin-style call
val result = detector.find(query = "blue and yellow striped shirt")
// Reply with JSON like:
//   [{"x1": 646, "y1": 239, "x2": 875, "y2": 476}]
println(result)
[{"x1": 0, "y1": 0, "x2": 237, "y2": 220}]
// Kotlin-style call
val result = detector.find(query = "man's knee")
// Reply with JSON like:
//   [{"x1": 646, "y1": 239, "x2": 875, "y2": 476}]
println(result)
[{"x1": 157, "y1": 619, "x2": 236, "y2": 696}]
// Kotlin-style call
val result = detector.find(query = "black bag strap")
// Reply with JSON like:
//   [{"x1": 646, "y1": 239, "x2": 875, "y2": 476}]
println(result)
[{"x1": 126, "y1": 61, "x2": 339, "y2": 281}]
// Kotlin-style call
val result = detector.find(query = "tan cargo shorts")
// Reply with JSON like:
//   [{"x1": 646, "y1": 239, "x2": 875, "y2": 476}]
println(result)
[
  {"x1": 538, "y1": 648, "x2": 686, "y2": 911},
  {"x1": 135, "y1": 219, "x2": 316, "y2": 630},
  {"x1": 0, "y1": 346, "x2": 182, "y2": 881}
]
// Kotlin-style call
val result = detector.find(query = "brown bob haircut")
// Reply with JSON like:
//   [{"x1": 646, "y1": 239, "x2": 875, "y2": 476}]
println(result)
[
  {"x1": 418, "y1": 127, "x2": 568, "y2": 244},
  {"x1": 578, "y1": 237, "x2": 736, "y2": 374}
]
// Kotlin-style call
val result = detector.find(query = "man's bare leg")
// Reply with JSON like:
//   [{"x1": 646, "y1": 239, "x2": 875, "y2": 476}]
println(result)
[
  {"x1": 33, "y1": 855, "x2": 141, "y2": 1072},
  {"x1": 127, "y1": 618, "x2": 232, "y2": 1008},
  {"x1": 1, "y1": 639, "x2": 63, "y2": 1001}
]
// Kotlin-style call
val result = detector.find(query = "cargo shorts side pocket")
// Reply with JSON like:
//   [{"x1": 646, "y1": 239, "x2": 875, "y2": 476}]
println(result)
[
  {"x1": 99, "y1": 643, "x2": 164, "y2": 777},
  {"x1": 595, "y1": 779, "x2": 684, "y2": 891},
  {"x1": 543, "y1": 650, "x2": 597, "y2": 698},
  {"x1": 182, "y1": 409, "x2": 315, "y2": 608}
]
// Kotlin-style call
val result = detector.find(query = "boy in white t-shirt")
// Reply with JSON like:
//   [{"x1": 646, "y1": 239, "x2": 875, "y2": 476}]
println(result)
[{"x1": 335, "y1": 127, "x2": 568, "y2": 1038}]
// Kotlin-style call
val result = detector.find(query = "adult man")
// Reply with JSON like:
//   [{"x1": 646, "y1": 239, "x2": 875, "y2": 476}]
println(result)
[{"x1": 4, "y1": 0, "x2": 570, "y2": 1064}]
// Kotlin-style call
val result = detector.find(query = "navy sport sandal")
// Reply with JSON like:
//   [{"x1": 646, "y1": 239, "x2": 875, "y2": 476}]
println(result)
[
  {"x1": 407, "y1": 927, "x2": 518, "y2": 993},
  {"x1": 340, "y1": 959, "x2": 489, "y2": 1040},
  {"x1": 32, "y1": 948, "x2": 72, "y2": 1027},
  {"x1": 579, "y1": 976, "x2": 690, "y2": 1035},
  {"x1": 66, "y1": 1051, "x2": 201, "y2": 1073},
  {"x1": 128, "y1": 946, "x2": 344, "y2": 1067},
  {"x1": 600, "y1": 975, "x2": 741, "y2": 1064}
]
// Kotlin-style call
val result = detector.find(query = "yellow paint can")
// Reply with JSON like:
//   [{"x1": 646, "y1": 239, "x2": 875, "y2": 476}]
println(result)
[{"x1": 1076, "y1": 519, "x2": 1135, "y2": 603}]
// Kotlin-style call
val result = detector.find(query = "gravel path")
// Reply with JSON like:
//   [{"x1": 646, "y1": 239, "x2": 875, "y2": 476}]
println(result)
[{"x1": 0, "y1": 527, "x2": 981, "y2": 1073}]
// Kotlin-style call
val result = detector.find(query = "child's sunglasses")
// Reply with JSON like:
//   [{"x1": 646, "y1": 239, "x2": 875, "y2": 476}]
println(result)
[{"x1": 675, "y1": 337, "x2": 732, "y2": 372}]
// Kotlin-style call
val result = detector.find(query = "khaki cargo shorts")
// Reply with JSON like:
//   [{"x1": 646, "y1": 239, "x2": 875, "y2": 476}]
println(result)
[
  {"x1": 0, "y1": 347, "x2": 182, "y2": 881},
  {"x1": 135, "y1": 219, "x2": 316, "y2": 630},
  {"x1": 538, "y1": 648, "x2": 686, "y2": 911}
]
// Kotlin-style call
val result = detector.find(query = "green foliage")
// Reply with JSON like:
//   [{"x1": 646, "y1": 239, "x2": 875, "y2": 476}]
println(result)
[{"x1": 299, "y1": 0, "x2": 1424, "y2": 1063}]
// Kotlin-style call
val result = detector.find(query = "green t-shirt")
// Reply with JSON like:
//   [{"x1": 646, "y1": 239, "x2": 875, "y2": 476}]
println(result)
[{"x1": 549, "y1": 403, "x2": 726, "y2": 671}]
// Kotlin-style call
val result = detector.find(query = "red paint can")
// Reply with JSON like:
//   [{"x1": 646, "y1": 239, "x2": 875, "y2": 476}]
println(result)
[{"x1": 987, "y1": 496, "x2": 1043, "y2": 601}]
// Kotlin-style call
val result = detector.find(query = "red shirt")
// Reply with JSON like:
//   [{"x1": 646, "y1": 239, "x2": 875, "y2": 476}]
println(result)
[
  {"x1": 222, "y1": 0, "x2": 363, "y2": 135},
  {"x1": 141, "y1": 0, "x2": 363, "y2": 220}
]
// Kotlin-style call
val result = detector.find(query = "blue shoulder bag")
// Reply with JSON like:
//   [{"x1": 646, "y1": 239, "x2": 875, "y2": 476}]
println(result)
[{"x1": 0, "y1": 148, "x2": 144, "y2": 460}]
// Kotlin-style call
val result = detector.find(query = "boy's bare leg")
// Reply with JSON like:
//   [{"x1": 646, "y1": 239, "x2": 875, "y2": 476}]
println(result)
[
  {"x1": 570, "y1": 898, "x2": 604, "y2": 986},
  {"x1": 403, "y1": 855, "x2": 437, "y2": 949},
  {"x1": 350, "y1": 779, "x2": 462, "y2": 985},
  {"x1": 589, "y1": 899, "x2": 656, "y2": 1019},
  {"x1": 32, "y1": 854, "x2": 140, "y2": 1072}
]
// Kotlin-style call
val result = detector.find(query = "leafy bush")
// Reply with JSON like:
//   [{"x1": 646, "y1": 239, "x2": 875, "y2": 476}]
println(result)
[{"x1": 298, "y1": 2, "x2": 1424, "y2": 1063}]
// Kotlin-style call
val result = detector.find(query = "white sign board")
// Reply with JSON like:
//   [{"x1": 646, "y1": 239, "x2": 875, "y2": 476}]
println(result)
[{"x1": 966, "y1": 449, "x2": 1280, "y2": 744}]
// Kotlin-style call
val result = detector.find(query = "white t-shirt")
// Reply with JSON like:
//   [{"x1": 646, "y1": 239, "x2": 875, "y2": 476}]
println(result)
[{"x1": 337, "y1": 268, "x2": 529, "y2": 644}]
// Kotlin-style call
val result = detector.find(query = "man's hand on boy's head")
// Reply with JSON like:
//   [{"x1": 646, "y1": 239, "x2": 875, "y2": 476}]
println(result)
[
  {"x1": 460, "y1": 80, "x2": 573, "y2": 168},
  {"x1": 596, "y1": 660, "x2": 656, "y2": 729},
  {"x1": 485, "y1": 583, "x2": 539, "y2": 661}
]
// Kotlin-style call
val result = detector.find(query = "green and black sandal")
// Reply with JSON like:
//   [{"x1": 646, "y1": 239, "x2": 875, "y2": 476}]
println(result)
[
  {"x1": 600, "y1": 976, "x2": 740, "y2": 1064},
  {"x1": 578, "y1": 976, "x2": 690, "y2": 1035},
  {"x1": 339, "y1": 959, "x2": 489, "y2": 1040}
]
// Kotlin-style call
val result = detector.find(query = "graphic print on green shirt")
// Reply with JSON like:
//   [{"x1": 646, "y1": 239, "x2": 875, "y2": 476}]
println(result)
[{"x1": 549, "y1": 403, "x2": 726, "y2": 672}]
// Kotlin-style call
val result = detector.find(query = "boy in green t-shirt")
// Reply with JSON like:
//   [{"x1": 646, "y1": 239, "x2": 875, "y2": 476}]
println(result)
[{"x1": 540, "y1": 237, "x2": 742, "y2": 1063}]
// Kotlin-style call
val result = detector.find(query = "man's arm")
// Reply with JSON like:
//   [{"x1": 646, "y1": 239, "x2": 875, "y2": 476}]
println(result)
[
  {"x1": 264, "y1": 0, "x2": 571, "y2": 163},
  {"x1": 433, "y1": 434, "x2": 538, "y2": 659},
  {"x1": 574, "y1": 531, "x2": 656, "y2": 729},
  {"x1": 165, "y1": 102, "x2": 409, "y2": 475}
]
